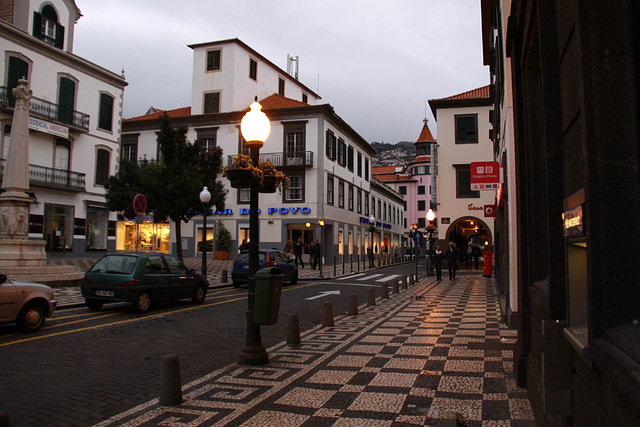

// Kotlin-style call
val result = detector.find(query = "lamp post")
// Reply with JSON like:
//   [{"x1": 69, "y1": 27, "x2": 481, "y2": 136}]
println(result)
[
  {"x1": 238, "y1": 98, "x2": 271, "y2": 366},
  {"x1": 426, "y1": 209, "x2": 436, "y2": 276},
  {"x1": 199, "y1": 187, "x2": 211, "y2": 277},
  {"x1": 318, "y1": 219, "x2": 325, "y2": 278},
  {"x1": 368, "y1": 215, "x2": 376, "y2": 268}
]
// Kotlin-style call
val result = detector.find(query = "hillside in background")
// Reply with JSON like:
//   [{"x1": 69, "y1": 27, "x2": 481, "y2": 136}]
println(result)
[{"x1": 371, "y1": 141, "x2": 416, "y2": 166}]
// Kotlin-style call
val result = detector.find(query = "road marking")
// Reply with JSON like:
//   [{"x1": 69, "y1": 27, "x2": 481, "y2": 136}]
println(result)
[
  {"x1": 376, "y1": 274, "x2": 401, "y2": 282},
  {"x1": 306, "y1": 290, "x2": 340, "y2": 300},
  {"x1": 357, "y1": 274, "x2": 383, "y2": 281},
  {"x1": 336, "y1": 273, "x2": 366, "y2": 280},
  {"x1": 315, "y1": 282, "x2": 378, "y2": 287}
]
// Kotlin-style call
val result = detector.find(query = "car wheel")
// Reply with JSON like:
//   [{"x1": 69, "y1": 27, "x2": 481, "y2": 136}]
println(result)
[
  {"x1": 290, "y1": 270, "x2": 298, "y2": 286},
  {"x1": 85, "y1": 299, "x2": 104, "y2": 311},
  {"x1": 17, "y1": 301, "x2": 47, "y2": 332},
  {"x1": 133, "y1": 292, "x2": 151, "y2": 314},
  {"x1": 192, "y1": 284, "x2": 207, "y2": 304}
]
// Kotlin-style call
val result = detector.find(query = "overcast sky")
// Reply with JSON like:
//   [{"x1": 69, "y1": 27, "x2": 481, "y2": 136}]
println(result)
[{"x1": 73, "y1": 0, "x2": 488, "y2": 143}]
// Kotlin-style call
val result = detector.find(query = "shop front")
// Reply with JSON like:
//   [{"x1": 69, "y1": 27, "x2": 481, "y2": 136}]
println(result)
[{"x1": 116, "y1": 218, "x2": 170, "y2": 253}]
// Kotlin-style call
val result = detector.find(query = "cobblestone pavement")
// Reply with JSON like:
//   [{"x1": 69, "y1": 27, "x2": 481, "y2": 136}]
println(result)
[{"x1": 94, "y1": 275, "x2": 535, "y2": 426}]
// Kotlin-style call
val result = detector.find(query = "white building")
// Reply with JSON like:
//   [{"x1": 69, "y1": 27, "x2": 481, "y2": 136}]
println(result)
[
  {"x1": 0, "y1": 0, "x2": 127, "y2": 256},
  {"x1": 428, "y1": 86, "x2": 495, "y2": 253},
  {"x1": 121, "y1": 38, "x2": 405, "y2": 260}
]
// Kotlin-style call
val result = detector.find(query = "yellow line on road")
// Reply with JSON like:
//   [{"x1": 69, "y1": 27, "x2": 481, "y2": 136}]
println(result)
[
  {"x1": 51, "y1": 309, "x2": 124, "y2": 321},
  {"x1": 43, "y1": 311, "x2": 122, "y2": 330}
]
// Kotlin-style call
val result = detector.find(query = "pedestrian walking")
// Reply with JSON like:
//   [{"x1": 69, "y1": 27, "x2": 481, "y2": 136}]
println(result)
[
  {"x1": 309, "y1": 240, "x2": 316, "y2": 269},
  {"x1": 466, "y1": 244, "x2": 473, "y2": 269},
  {"x1": 472, "y1": 243, "x2": 482, "y2": 269},
  {"x1": 283, "y1": 240, "x2": 292, "y2": 255},
  {"x1": 433, "y1": 245, "x2": 443, "y2": 281},
  {"x1": 294, "y1": 238, "x2": 304, "y2": 268},
  {"x1": 238, "y1": 239, "x2": 249, "y2": 252},
  {"x1": 444, "y1": 241, "x2": 459, "y2": 280},
  {"x1": 313, "y1": 239, "x2": 322, "y2": 269}
]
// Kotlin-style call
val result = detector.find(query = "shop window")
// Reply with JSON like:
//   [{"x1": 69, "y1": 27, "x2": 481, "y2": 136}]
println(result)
[
  {"x1": 327, "y1": 175, "x2": 334, "y2": 205},
  {"x1": 239, "y1": 227, "x2": 250, "y2": 245},
  {"x1": 455, "y1": 114, "x2": 478, "y2": 144},
  {"x1": 44, "y1": 204, "x2": 74, "y2": 252},
  {"x1": 197, "y1": 226, "x2": 214, "y2": 252},
  {"x1": 338, "y1": 230, "x2": 343, "y2": 255},
  {"x1": 116, "y1": 220, "x2": 169, "y2": 253},
  {"x1": 98, "y1": 93, "x2": 114, "y2": 131},
  {"x1": 348, "y1": 232, "x2": 353, "y2": 255},
  {"x1": 455, "y1": 164, "x2": 480, "y2": 198},
  {"x1": 86, "y1": 207, "x2": 108, "y2": 250}
]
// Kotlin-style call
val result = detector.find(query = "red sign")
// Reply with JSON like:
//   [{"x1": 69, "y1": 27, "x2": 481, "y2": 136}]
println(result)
[
  {"x1": 133, "y1": 194, "x2": 147, "y2": 215},
  {"x1": 470, "y1": 161, "x2": 500, "y2": 190},
  {"x1": 484, "y1": 204, "x2": 496, "y2": 217}
]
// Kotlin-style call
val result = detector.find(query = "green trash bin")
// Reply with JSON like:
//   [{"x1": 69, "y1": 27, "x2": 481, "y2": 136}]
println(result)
[{"x1": 253, "y1": 267, "x2": 284, "y2": 325}]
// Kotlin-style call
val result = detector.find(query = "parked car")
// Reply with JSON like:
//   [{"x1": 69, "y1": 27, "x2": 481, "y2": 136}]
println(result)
[
  {"x1": 231, "y1": 249, "x2": 298, "y2": 287},
  {"x1": 81, "y1": 252, "x2": 209, "y2": 314},
  {"x1": 0, "y1": 270, "x2": 56, "y2": 332}
]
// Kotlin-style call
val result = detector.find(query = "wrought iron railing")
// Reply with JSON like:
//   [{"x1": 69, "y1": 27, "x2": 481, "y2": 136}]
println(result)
[
  {"x1": 0, "y1": 158, "x2": 85, "y2": 191},
  {"x1": 227, "y1": 151, "x2": 313, "y2": 167},
  {"x1": 0, "y1": 86, "x2": 90, "y2": 131}
]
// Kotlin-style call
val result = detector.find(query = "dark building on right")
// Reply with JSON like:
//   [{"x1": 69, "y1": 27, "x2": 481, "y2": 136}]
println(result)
[{"x1": 481, "y1": 1, "x2": 640, "y2": 425}]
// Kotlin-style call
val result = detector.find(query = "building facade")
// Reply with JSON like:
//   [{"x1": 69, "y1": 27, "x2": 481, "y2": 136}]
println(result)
[
  {"x1": 428, "y1": 86, "x2": 495, "y2": 254},
  {"x1": 0, "y1": 0, "x2": 127, "y2": 256},
  {"x1": 121, "y1": 39, "x2": 405, "y2": 261},
  {"x1": 481, "y1": 0, "x2": 640, "y2": 424}
]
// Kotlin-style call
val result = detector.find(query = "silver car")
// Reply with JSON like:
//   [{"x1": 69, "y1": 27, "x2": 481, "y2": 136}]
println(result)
[{"x1": 0, "y1": 271, "x2": 56, "y2": 332}]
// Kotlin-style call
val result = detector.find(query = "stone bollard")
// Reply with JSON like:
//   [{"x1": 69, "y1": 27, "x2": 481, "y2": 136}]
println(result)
[
  {"x1": 287, "y1": 313, "x2": 301, "y2": 345},
  {"x1": 402, "y1": 276, "x2": 408, "y2": 289},
  {"x1": 367, "y1": 288, "x2": 376, "y2": 306},
  {"x1": 322, "y1": 301, "x2": 334, "y2": 327},
  {"x1": 409, "y1": 275, "x2": 415, "y2": 286},
  {"x1": 221, "y1": 269, "x2": 228, "y2": 283},
  {"x1": 0, "y1": 411, "x2": 9, "y2": 427},
  {"x1": 348, "y1": 294, "x2": 358, "y2": 315},
  {"x1": 392, "y1": 280, "x2": 399, "y2": 294},
  {"x1": 382, "y1": 282, "x2": 389, "y2": 299},
  {"x1": 159, "y1": 354, "x2": 183, "y2": 406}
]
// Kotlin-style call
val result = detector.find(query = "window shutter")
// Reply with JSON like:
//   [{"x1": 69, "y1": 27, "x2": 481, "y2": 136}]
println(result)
[
  {"x1": 32, "y1": 12, "x2": 42, "y2": 38},
  {"x1": 99, "y1": 94, "x2": 113, "y2": 131},
  {"x1": 96, "y1": 149, "x2": 110, "y2": 185},
  {"x1": 326, "y1": 131, "x2": 331, "y2": 158},
  {"x1": 55, "y1": 23, "x2": 64, "y2": 49}
]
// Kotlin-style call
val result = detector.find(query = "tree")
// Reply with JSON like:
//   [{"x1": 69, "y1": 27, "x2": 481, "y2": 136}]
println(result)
[{"x1": 105, "y1": 113, "x2": 227, "y2": 260}]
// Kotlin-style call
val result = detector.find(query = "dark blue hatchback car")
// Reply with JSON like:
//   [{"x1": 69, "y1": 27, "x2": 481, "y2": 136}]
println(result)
[{"x1": 231, "y1": 249, "x2": 298, "y2": 287}]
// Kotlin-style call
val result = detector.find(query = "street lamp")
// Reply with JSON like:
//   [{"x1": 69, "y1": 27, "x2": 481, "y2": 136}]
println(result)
[
  {"x1": 368, "y1": 215, "x2": 376, "y2": 268},
  {"x1": 426, "y1": 209, "x2": 436, "y2": 276},
  {"x1": 238, "y1": 98, "x2": 271, "y2": 366},
  {"x1": 318, "y1": 219, "x2": 325, "y2": 278},
  {"x1": 199, "y1": 187, "x2": 211, "y2": 277}
]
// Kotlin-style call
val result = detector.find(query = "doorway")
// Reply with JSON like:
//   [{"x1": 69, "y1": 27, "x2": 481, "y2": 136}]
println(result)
[
  {"x1": 287, "y1": 223, "x2": 314, "y2": 255},
  {"x1": 44, "y1": 204, "x2": 74, "y2": 252}
]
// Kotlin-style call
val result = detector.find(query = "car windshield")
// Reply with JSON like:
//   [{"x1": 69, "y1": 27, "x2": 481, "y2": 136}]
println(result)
[{"x1": 89, "y1": 255, "x2": 138, "y2": 274}]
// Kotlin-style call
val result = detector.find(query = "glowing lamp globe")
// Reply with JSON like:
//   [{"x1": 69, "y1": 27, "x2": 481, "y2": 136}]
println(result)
[
  {"x1": 426, "y1": 209, "x2": 435, "y2": 222},
  {"x1": 241, "y1": 101, "x2": 271, "y2": 148}
]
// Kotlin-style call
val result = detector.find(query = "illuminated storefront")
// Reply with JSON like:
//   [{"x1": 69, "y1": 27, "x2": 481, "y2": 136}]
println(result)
[{"x1": 116, "y1": 220, "x2": 170, "y2": 253}]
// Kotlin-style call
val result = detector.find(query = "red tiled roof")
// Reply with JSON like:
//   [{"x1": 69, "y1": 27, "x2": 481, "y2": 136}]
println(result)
[
  {"x1": 372, "y1": 166, "x2": 399, "y2": 175},
  {"x1": 376, "y1": 174, "x2": 399, "y2": 182},
  {"x1": 259, "y1": 94, "x2": 309, "y2": 110},
  {"x1": 416, "y1": 121, "x2": 436, "y2": 143},
  {"x1": 411, "y1": 155, "x2": 431, "y2": 163},
  {"x1": 431, "y1": 85, "x2": 490, "y2": 101},
  {"x1": 124, "y1": 107, "x2": 191, "y2": 122}
]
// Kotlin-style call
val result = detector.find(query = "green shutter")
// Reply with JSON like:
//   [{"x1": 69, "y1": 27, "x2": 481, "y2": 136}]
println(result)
[
  {"x1": 55, "y1": 23, "x2": 64, "y2": 49},
  {"x1": 58, "y1": 78, "x2": 75, "y2": 124},
  {"x1": 99, "y1": 94, "x2": 113, "y2": 131},
  {"x1": 7, "y1": 57, "x2": 29, "y2": 105},
  {"x1": 32, "y1": 12, "x2": 42, "y2": 38}
]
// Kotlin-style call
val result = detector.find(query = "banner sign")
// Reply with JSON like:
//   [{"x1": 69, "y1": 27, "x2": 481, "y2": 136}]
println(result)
[
  {"x1": 562, "y1": 205, "x2": 583, "y2": 237},
  {"x1": 470, "y1": 161, "x2": 500, "y2": 190},
  {"x1": 28, "y1": 117, "x2": 69, "y2": 138},
  {"x1": 484, "y1": 204, "x2": 496, "y2": 217}
]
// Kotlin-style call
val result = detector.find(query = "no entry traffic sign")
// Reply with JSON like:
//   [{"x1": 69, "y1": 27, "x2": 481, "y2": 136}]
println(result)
[{"x1": 133, "y1": 193, "x2": 147, "y2": 215}]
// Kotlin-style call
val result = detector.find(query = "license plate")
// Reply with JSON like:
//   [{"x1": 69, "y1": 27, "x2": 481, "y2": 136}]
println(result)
[{"x1": 96, "y1": 290, "x2": 114, "y2": 297}]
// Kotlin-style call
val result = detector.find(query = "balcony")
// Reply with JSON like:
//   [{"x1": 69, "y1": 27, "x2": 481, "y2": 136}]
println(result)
[
  {"x1": 227, "y1": 151, "x2": 314, "y2": 168},
  {"x1": 0, "y1": 158, "x2": 85, "y2": 192},
  {"x1": 0, "y1": 86, "x2": 90, "y2": 132}
]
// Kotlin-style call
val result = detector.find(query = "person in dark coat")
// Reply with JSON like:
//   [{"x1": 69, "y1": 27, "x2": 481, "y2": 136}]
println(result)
[
  {"x1": 444, "y1": 241, "x2": 459, "y2": 280},
  {"x1": 309, "y1": 240, "x2": 316, "y2": 269},
  {"x1": 294, "y1": 238, "x2": 304, "y2": 268},
  {"x1": 433, "y1": 245, "x2": 444, "y2": 281},
  {"x1": 472, "y1": 243, "x2": 482, "y2": 269},
  {"x1": 238, "y1": 239, "x2": 249, "y2": 252},
  {"x1": 313, "y1": 239, "x2": 322, "y2": 269}
]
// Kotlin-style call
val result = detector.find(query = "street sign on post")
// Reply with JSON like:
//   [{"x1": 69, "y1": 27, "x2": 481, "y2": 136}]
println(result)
[
  {"x1": 470, "y1": 161, "x2": 500, "y2": 190},
  {"x1": 413, "y1": 231, "x2": 424, "y2": 244},
  {"x1": 133, "y1": 194, "x2": 147, "y2": 215}
]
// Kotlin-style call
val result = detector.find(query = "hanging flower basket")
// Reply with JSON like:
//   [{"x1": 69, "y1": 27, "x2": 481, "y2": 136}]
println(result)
[
  {"x1": 260, "y1": 175, "x2": 278, "y2": 193},
  {"x1": 225, "y1": 168, "x2": 254, "y2": 188}
]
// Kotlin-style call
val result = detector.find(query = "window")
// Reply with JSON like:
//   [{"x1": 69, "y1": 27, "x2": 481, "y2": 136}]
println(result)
[
  {"x1": 357, "y1": 152, "x2": 362, "y2": 177},
  {"x1": 348, "y1": 185, "x2": 354, "y2": 211},
  {"x1": 98, "y1": 93, "x2": 114, "y2": 131},
  {"x1": 164, "y1": 255, "x2": 188, "y2": 274},
  {"x1": 337, "y1": 139, "x2": 345, "y2": 166},
  {"x1": 206, "y1": 49, "x2": 221, "y2": 71},
  {"x1": 455, "y1": 114, "x2": 478, "y2": 143},
  {"x1": 55, "y1": 139, "x2": 70, "y2": 171},
  {"x1": 347, "y1": 146, "x2": 354, "y2": 171},
  {"x1": 204, "y1": 92, "x2": 220, "y2": 114},
  {"x1": 418, "y1": 200, "x2": 426, "y2": 211},
  {"x1": 238, "y1": 131, "x2": 250, "y2": 156},
  {"x1": 378, "y1": 200, "x2": 381, "y2": 219},
  {"x1": 196, "y1": 128, "x2": 218, "y2": 154},
  {"x1": 393, "y1": 208, "x2": 396, "y2": 224},
  {"x1": 371, "y1": 197, "x2": 375, "y2": 217},
  {"x1": 357, "y1": 189, "x2": 362, "y2": 213},
  {"x1": 411, "y1": 166, "x2": 428, "y2": 175},
  {"x1": 33, "y1": 6, "x2": 64, "y2": 48},
  {"x1": 338, "y1": 181, "x2": 345, "y2": 208},
  {"x1": 249, "y1": 58, "x2": 257, "y2": 80},
  {"x1": 285, "y1": 174, "x2": 303, "y2": 202},
  {"x1": 365, "y1": 158, "x2": 369, "y2": 181},
  {"x1": 418, "y1": 218, "x2": 426, "y2": 228},
  {"x1": 383, "y1": 203, "x2": 387, "y2": 221},
  {"x1": 418, "y1": 185, "x2": 425, "y2": 195},
  {"x1": 284, "y1": 122, "x2": 306, "y2": 165},
  {"x1": 121, "y1": 134, "x2": 138, "y2": 163},
  {"x1": 95, "y1": 148, "x2": 110, "y2": 186},
  {"x1": 364, "y1": 193, "x2": 370, "y2": 216},
  {"x1": 399, "y1": 186, "x2": 407, "y2": 195},
  {"x1": 6, "y1": 56, "x2": 30, "y2": 106},
  {"x1": 86, "y1": 207, "x2": 108, "y2": 250},
  {"x1": 278, "y1": 77, "x2": 285, "y2": 96},
  {"x1": 327, "y1": 175, "x2": 334, "y2": 205},
  {"x1": 302, "y1": 93, "x2": 308, "y2": 103},
  {"x1": 326, "y1": 130, "x2": 335, "y2": 159},
  {"x1": 455, "y1": 165, "x2": 480, "y2": 198},
  {"x1": 238, "y1": 188, "x2": 250, "y2": 204},
  {"x1": 58, "y1": 76, "x2": 76, "y2": 125}
]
